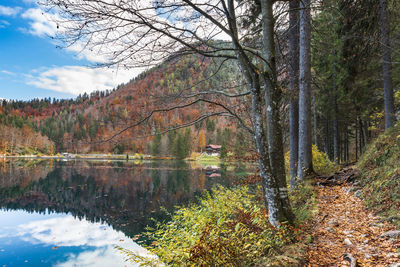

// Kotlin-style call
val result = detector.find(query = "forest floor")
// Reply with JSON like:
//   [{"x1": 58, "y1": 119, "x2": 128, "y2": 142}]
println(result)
[{"x1": 305, "y1": 166, "x2": 400, "y2": 266}]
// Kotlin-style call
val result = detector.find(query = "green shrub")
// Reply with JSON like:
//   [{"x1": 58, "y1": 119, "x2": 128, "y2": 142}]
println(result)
[
  {"x1": 120, "y1": 185, "x2": 294, "y2": 266},
  {"x1": 285, "y1": 145, "x2": 338, "y2": 177}
]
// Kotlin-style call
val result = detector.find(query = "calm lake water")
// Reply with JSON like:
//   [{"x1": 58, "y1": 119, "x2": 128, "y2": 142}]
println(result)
[{"x1": 0, "y1": 159, "x2": 249, "y2": 266}]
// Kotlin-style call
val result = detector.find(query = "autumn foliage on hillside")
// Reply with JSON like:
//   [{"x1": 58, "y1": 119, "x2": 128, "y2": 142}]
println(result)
[
  {"x1": 0, "y1": 125, "x2": 53, "y2": 155},
  {"x1": 0, "y1": 53, "x2": 253, "y2": 156}
]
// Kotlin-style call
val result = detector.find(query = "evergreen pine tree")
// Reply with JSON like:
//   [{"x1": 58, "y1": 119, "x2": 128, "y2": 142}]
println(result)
[
  {"x1": 220, "y1": 140, "x2": 227, "y2": 159},
  {"x1": 152, "y1": 129, "x2": 162, "y2": 156}
]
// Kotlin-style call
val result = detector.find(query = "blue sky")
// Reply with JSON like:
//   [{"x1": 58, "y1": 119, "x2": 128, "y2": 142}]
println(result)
[{"x1": 0, "y1": 0, "x2": 139, "y2": 101}]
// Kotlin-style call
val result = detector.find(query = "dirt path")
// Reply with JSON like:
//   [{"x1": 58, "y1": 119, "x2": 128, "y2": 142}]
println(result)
[{"x1": 306, "y1": 168, "x2": 400, "y2": 266}]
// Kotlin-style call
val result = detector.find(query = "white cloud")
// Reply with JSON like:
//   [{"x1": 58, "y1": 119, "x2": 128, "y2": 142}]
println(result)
[
  {"x1": 0, "y1": 210, "x2": 158, "y2": 266},
  {"x1": 0, "y1": 20, "x2": 10, "y2": 28},
  {"x1": 9, "y1": 215, "x2": 156, "y2": 267},
  {"x1": 1, "y1": 70, "x2": 15, "y2": 76},
  {"x1": 55, "y1": 246, "x2": 140, "y2": 267},
  {"x1": 20, "y1": 8, "x2": 110, "y2": 63},
  {"x1": 18, "y1": 215, "x2": 126, "y2": 247},
  {"x1": 0, "y1": 5, "x2": 21, "y2": 16},
  {"x1": 66, "y1": 42, "x2": 109, "y2": 64},
  {"x1": 21, "y1": 8, "x2": 58, "y2": 37},
  {"x1": 27, "y1": 65, "x2": 144, "y2": 95},
  {"x1": 13, "y1": 215, "x2": 156, "y2": 266}
]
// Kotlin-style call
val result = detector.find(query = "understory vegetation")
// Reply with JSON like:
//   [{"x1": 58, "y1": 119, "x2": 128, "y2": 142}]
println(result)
[
  {"x1": 285, "y1": 145, "x2": 339, "y2": 178},
  {"x1": 357, "y1": 122, "x2": 400, "y2": 227},
  {"x1": 119, "y1": 148, "x2": 335, "y2": 266}
]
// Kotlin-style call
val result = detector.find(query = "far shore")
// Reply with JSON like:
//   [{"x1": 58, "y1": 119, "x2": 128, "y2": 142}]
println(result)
[
  {"x1": 2, "y1": 154, "x2": 158, "y2": 161},
  {"x1": 0, "y1": 153, "x2": 225, "y2": 162}
]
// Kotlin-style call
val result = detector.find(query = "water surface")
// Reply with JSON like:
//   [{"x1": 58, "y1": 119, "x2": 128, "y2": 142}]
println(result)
[{"x1": 0, "y1": 159, "x2": 248, "y2": 266}]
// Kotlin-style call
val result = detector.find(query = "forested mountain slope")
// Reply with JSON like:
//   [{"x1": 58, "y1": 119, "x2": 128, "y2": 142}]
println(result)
[{"x1": 0, "y1": 53, "x2": 251, "y2": 157}]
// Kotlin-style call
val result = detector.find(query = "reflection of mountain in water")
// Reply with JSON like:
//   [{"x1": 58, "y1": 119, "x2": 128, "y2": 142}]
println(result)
[{"x1": 0, "y1": 160, "x2": 239, "y2": 237}]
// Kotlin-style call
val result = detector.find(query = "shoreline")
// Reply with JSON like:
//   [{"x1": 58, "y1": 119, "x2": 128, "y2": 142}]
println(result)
[
  {"x1": 2, "y1": 154, "x2": 156, "y2": 161},
  {"x1": 0, "y1": 154, "x2": 255, "y2": 166},
  {"x1": 1, "y1": 153, "x2": 221, "y2": 162}
]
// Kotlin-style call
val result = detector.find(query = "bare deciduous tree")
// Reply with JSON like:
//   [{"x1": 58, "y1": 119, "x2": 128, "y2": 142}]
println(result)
[{"x1": 41, "y1": 0, "x2": 294, "y2": 226}]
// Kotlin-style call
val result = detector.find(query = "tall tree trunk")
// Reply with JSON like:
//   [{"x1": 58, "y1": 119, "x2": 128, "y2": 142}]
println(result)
[
  {"x1": 359, "y1": 118, "x2": 365, "y2": 153},
  {"x1": 288, "y1": 0, "x2": 299, "y2": 187},
  {"x1": 251, "y1": 75, "x2": 292, "y2": 227},
  {"x1": 345, "y1": 126, "x2": 349, "y2": 162},
  {"x1": 324, "y1": 114, "x2": 331, "y2": 157},
  {"x1": 227, "y1": 0, "x2": 293, "y2": 226},
  {"x1": 298, "y1": 0, "x2": 313, "y2": 179},
  {"x1": 260, "y1": 0, "x2": 294, "y2": 223},
  {"x1": 355, "y1": 117, "x2": 359, "y2": 161},
  {"x1": 379, "y1": 0, "x2": 396, "y2": 129},
  {"x1": 312, "y1": 91, "x2": 318, "y2": 146},
  {"x1": 332, "y1": 51, "x2": 340, "y2": 164},
  {"x1": 333, "y1": 109, "x2": 339, "y2": 164}
]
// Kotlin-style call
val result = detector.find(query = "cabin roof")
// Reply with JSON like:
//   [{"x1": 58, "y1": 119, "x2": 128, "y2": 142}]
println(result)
[{"x1": 206, "y1": 144, "x2": 221, "y2": 149}]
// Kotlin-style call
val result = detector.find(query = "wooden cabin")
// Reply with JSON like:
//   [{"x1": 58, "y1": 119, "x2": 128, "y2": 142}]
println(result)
[{"x1": 205, "y1": 144, "x2": 221, "y2": 155}]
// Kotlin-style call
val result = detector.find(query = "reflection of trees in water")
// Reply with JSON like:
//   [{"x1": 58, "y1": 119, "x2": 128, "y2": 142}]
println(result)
[
  {"x1": 0, "y1": 160, "x2": 236, "y2": 237},
  {"x1": 0, "y1": 159, "x2": 53, "y2": 188}
]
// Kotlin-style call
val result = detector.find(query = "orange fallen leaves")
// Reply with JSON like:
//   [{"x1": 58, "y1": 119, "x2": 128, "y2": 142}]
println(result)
[{"x1": 306, "y1": 182, "x2": 400, "y2": 266}]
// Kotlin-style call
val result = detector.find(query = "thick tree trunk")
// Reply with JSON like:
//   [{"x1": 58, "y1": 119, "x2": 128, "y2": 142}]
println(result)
[
  {"x1": 288, "y1": 0, "x2": 299, "y2": 187},
  {"x1": 379, "y1": 0, "x2": 396, "y2": 129},
  {"x1": 227, "y1": 0, "x2": 293, "y2": 227},
  {"x1": 250, "y1": 76, "x2": 292, "y2": 227},
  {"x1": 260, "y1": 0, "x2": 294, "y2": 224},
  {"x1": 297, "y1": 0, "x2": 313, "y2": 179}
]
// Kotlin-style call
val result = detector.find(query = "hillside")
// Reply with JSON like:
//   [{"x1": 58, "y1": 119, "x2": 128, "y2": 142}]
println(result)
[
  {"x1": 0, "y1": 53, "x2": 252, "y2": 157},
  {"x1": 357, "y1": 122, "x2": 400, "y2": 227}
]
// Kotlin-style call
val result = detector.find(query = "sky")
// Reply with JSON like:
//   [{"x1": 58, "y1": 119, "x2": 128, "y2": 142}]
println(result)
[{"x1": 0, "y1": 0, "x2": 141, "y2": 101}]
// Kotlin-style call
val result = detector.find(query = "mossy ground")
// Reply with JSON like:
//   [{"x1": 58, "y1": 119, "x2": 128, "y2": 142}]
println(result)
[{"x1": 357, "y1": 123, "x2": 400, "y2": 227}]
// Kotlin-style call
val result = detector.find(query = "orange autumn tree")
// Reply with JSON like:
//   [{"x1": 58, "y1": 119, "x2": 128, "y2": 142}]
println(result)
[{"x1": 198, "y1": 130, "x2": 206, "y2": 152}]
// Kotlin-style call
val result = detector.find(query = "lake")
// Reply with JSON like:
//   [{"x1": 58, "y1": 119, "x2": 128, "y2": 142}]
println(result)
[{"x1": 0, "y1": 159, "x2": 249, "y2": 266}]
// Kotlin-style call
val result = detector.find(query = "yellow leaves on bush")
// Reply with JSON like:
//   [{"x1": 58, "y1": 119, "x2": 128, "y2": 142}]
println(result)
[
  {"x1": 124, "y1": 185, "x2": 293, "y2": 266},
  {"x1": 285, "y1": 145, "x2": 338, "y2": 176},
  {"x1": 311, "y1": 145, "x2": 339, "y2": 175}
]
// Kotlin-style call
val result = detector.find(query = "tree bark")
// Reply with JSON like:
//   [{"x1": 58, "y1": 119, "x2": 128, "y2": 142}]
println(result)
[
  {"x1": 379, "y1": 0, "x2": 396, "y2": 129},
  {"x1": 288, "y1": 0, "x2": 299, "y2": 187},
  {"x1": 359, "y1": 118, "x2": 365, "y2": 153},
  {"x1": 313, "y1": 91, "x2": 318, "y2": 146},
  {"x1": 250, "y1": 76, "x2": 291, "y2": 227},
  {"x1": 324, "y1": 114, "x2": 331, "y2": 159},
  {"x1": 355, "y1": 117, "x2": 359, "y2": 161},
  {"x1": 228, "y1": 0, "x2": 293, "y2": 226},
  {"x1": 260, "y1": 0, "x2": 294, "y2": 224},
  {"x1": 297, "y1": 0, "x2": 313, "y2": 179},
  {"x1": 332, "y1": 51, "x2": 340, "y2": 164}
]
